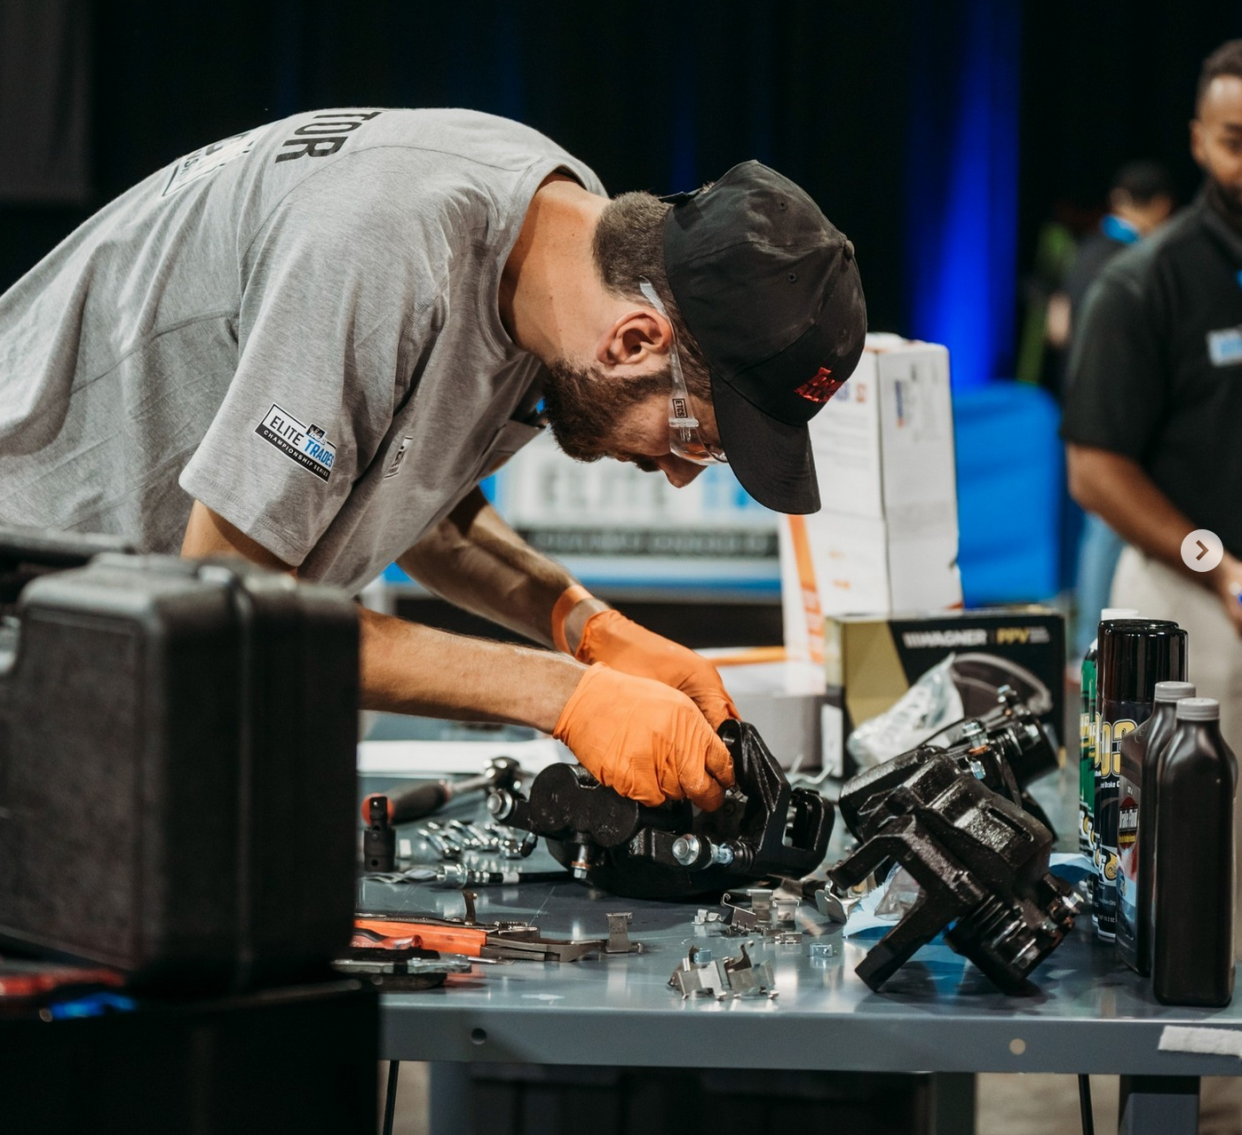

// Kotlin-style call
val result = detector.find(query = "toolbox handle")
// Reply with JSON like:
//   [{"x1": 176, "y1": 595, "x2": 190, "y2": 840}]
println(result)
[{"x1": 0, "y1": 526, "x2": 133, "y2": 610}]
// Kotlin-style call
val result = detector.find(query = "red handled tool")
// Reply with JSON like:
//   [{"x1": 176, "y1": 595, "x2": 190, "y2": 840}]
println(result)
[{"x1": 360, "y1": 756, "x2": 522, "y2": 825}]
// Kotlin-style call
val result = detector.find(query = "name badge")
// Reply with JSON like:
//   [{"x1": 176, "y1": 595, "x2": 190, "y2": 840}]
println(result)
[{"x1": 1207, "y1": 326, "x2": 1242, "y2": 366}]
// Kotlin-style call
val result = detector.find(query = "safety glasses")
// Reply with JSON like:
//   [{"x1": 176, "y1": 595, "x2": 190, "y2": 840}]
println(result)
[{"x1": 638, "y1": 278, "x2": 727, "y2": 466}]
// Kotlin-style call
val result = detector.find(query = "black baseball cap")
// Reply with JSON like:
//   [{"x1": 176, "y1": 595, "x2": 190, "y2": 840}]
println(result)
[{"x1": 662, "y1": 160, "x2": 867, "y2": 514}]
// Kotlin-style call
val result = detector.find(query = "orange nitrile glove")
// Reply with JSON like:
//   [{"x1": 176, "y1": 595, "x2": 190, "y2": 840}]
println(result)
[
  {"x1": 552, "y1": 664, "x2": 736, "y2": 810},
  {"x1": 574, "y1": 608, "x2": 741, "y2": 730}
]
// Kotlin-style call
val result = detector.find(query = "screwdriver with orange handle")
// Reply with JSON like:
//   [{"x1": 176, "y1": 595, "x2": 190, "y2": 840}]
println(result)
[{"x1": 354, "y1": 918, "x2": 489, "y2": 957}]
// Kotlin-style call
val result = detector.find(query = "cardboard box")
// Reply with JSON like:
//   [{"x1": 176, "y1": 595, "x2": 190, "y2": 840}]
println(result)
[
  {"x1": 780, "y1": 335, "x2": 962, "y2": 661},
  {"x1": 820, "y1": 607, "x2": 1066, "y2": 780}
]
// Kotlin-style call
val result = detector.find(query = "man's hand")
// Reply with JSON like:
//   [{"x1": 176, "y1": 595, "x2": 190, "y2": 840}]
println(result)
[
  {"x1": 572, "y1": 608, "x2": 740, "y2": 729},
  {"x1": 553, "y1": 664, "x2": 736, "y2": 810},
  {"x1": 1212, "y1": 553, "x2": 1242, "y2": 637}
]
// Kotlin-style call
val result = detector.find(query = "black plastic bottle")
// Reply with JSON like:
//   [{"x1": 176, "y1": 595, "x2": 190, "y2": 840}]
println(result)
[
  {"x1": 1093, "y1": 620, "x2": 1186, "y2": 941},
  {"x1": 1115, "y1": 679, "x2": 1196, "y2": 974},
  {"x1": 1152, "y1": 698, "x2": 1238, "y2": 1006}
]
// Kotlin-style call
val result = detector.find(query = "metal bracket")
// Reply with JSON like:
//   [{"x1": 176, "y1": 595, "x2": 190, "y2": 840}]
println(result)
[
  {"x1": 719, "y1": 886, "x2": 802, "y2": 938},
  {"x1": 604, "y1": 912, "x2": 642, "y2": 955},
  {"x1": 668, "y1": 942, "x2": 777, "y2": 1000},
  {"x1": 812, "y1": 877, "x2": 873, "y2": 924}
]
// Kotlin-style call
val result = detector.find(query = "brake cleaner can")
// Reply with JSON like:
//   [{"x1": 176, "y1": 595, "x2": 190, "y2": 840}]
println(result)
[
  {"x1": 1094, "y1": 620, "x2": 1185, "y2": 942},
  {"x1": 1080, "y1": 607, "x2": 1137, "y2": 914}
]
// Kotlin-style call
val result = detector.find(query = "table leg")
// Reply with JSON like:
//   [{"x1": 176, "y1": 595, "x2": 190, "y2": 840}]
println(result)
[
  {"x1": 1118, "y1": 1075, "x2": 1199, "y2": 1135},
  {"x1": 928, "y1": 1072, "x2": 977, "y2": 1135},
  {"x1": 429, "y1": 1062, "x2": 473, "y2": 1135}
]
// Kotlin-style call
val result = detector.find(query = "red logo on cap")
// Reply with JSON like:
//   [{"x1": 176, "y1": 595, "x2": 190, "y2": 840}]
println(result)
[{"x1": 795, "y1": 367, "x2": 844, "y2": 404}]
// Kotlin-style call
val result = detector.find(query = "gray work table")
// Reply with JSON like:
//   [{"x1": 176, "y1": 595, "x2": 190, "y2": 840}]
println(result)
[
  {"x1": 358, "y1": 752, "x2": 1241, "y2": 1133},
  {"x1": 363, "y1": 871, "x2": 1242, "y2": 1134}
]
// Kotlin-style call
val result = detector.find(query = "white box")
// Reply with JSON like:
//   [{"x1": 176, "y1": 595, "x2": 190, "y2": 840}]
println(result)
[
  {"x1": 490, "y1": 431, "x2": 779, "y2": 590},
  {"x1": 707, "y1": 654, "x2": 828, "y2": 771},
  {"x1": 780, "y1": 335, "x2": 962, "y2": 661}
]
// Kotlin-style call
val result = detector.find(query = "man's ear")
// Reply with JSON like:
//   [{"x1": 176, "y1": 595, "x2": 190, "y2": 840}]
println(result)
[
  {"x1": 1191, "y1": 118, "x2": 1207, "y2": 169},
  {"x1": 598, "y1": 309, "x2": 673, "y2": 367}
]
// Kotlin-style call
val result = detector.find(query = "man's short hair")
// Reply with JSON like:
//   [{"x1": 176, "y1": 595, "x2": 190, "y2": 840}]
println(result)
[
  {"x1": 1111, "y1": 161, "x2": 1174, "y2": 204},
  {"x1": 592, "y1": 191, "x2": 712, "y2": 398},
  {"x1": 1197, "y1": 39, "x2": 1242, "y2": 111}
]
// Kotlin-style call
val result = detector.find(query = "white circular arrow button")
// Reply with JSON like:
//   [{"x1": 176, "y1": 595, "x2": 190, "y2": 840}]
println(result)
[{"x1": 1182, "y1": 528, "x2": 1224, "y2": 572}]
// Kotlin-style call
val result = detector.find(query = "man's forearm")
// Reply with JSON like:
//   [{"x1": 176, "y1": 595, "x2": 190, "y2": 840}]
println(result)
[
  {"x1": 359, "y1": 606, "x2": 584, "y2": 729},
  {"x1": 1067, "y1": 443, "x2": 1242, "y2": 634},
  {"x1": 1067, "y1": 444, "x2": 1200, "y2": 578},
  {"x1": 398, "y1": 488, "x2": 606, "y2": 651},
  {"x1": 182, "y1": 498, "x2": 589, "y2": 725}
]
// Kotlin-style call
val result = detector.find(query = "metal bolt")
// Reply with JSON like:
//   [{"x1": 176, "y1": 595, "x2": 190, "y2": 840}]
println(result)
[
  {"x1": 672, "y1": 834, "x2": 702, "y2": 866},
  {"x1": 487, "y1": 791, "x2": 514, "y2": 821},
  {"x1": 570, "y1": 841, "x2": 593, "y2": 881},
  {"x1": 809, "y1": 941, "x2": 837, "y2": 960},
  {"x1": 447, "y1": 820, "x2": 482, "y2": 848},
  {"x1": 499, "y1": 830, "x2": 537, "y2": 860}
]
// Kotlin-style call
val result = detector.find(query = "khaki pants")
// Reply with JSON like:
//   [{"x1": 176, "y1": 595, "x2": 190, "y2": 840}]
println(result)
[{"x1": 1111, "y1": 547, "x2": 1242, "y2": 754}]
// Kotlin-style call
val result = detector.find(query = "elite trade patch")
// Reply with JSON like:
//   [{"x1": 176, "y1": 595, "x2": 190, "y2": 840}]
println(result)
[
  {"x1": 162, "y1": 129, "x2": 261, "y2": 197},
  {"x1": 255, "y1": 405, "x2": 337, "y2": 481}
]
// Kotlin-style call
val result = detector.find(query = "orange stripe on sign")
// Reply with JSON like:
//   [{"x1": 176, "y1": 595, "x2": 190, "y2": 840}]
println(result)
[{"x1": 787, "y1": 515, "x2": 824, "y2": 665}]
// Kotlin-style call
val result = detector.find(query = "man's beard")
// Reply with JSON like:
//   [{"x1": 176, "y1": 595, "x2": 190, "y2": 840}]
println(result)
[
  {"x1": 541, "y1": 358, "x2": 668, "y2": 466},
  {"x1": 1204, "y1": 174, "x2": 1242, "y2": 235}
]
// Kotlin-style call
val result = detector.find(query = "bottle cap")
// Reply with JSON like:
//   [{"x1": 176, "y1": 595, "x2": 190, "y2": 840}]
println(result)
[
  {"x1": 1176, "y1": 697, "x2": 1220, "y2": 722},
  {"x1": 1098, "y1": 620, "x2": 1187, "y2": 703},
  {"x1": 1154, "y1": 681, "x2": 1197, "y2": 702}
]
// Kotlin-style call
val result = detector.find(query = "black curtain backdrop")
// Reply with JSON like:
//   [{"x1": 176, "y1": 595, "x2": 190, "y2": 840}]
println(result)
[
  {"x1": 0, "y1": 0, "x2": 914, "y2": 326},
  {"x1": 2, "y1": 1, "x2": 1242, "y2": 359},
  {"x1": 1021, "y1": 3, "x2": 1242, "y2": 236}
]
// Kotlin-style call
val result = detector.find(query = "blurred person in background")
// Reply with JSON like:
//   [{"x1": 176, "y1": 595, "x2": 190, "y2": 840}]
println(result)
[
  {"x1": 1048, "y1": 161, "x2": 1176, "y2": 356},
  {"x1": 1052, "y1": 161, "x2": 1176, "y2": 661}
]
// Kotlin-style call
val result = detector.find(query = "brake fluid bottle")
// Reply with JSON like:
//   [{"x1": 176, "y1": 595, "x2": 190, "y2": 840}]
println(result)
[
  {"x1": 1094, "y1": 620, "x2": 1185, "y2": 942},
  {"x1": 1115, "y1": 680, "x2": 1195, "y2": 974},
  {"x1": 1153, "y1": 698, "x2": 1237, "y2": 1007}
]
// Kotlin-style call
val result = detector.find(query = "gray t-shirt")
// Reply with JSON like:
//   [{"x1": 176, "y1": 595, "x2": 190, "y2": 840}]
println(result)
[{"x1": 0, "y1": 108, "x2": 604, "y2": 591}]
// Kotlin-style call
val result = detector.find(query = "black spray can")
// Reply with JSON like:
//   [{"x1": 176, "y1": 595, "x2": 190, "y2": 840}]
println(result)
[
  {"x1": 1094, "y1": 620, "x2": 1186, "y2": 941},
  {"x1": 1083, "y1": 610, "x2": 1138, "y2": 924},
  {"x1": 1116, "y1": 679, "x2": 1196, "y2": 973},
  {"x1": 1153, "y1": 698, "x2": 1238, "y2": 1007}
]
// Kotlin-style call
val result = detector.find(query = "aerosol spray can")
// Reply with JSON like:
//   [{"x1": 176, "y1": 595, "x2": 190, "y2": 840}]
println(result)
[
  {"x1": 1080, "y1": 607, "x2": 1137, "y2": 905},
  {"x1": 1153, "y1": 698, "x2": 1237, "y2": 1007},
  {"x1": 1115, "y1": 679, "x2": 1196, "y2": 974},
  {"x1": 1094, "y1": 620, "x2": 1185, "y2": 941}
]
